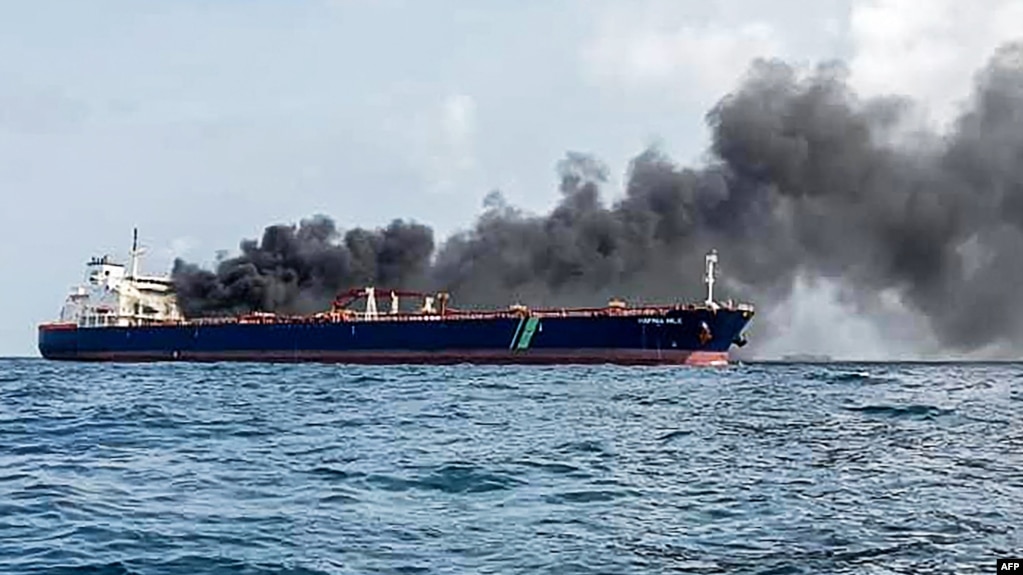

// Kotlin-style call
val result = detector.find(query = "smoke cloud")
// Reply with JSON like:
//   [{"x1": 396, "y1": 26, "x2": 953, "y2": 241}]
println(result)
[
  {"x1": 173, "y1": 43, "x2": 1023, "y2": 356},
  {"x1": 172, "y1": 216, "x2": 433, "y2": 318}
]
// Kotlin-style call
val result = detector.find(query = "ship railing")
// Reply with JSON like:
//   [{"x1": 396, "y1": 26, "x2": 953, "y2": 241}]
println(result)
[{"x1": 150, "y1": 299, "x2": 756, "y2": 328}]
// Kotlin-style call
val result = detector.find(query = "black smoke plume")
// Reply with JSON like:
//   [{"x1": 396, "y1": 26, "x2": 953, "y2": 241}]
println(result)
[
  {"x1": 173, "y1": 43, "x2": 1023, "y2": 354},
  {"x1": 172, "y1": 216, "x2": 433, "y2": 317}
]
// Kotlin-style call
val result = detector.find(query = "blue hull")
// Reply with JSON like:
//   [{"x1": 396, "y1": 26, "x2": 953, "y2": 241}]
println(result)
[{"x1": 38, "y1": 308, "x2": 753, "y2": 366}]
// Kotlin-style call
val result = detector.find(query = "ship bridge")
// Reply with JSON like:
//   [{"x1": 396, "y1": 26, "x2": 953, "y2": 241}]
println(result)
[{"x1": 58, "y1": 229, "x2": 183, "y2": 328}]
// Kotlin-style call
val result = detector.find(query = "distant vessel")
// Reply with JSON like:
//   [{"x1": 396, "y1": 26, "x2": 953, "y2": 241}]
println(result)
[{"x1": 38, "y1": 231, "x2": 755, "y2": 366}]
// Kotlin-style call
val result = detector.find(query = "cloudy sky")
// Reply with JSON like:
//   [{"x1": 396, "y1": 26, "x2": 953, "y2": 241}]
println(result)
[{"x1": 2, "y1": 0, "x2": 1020, "y2": 356}]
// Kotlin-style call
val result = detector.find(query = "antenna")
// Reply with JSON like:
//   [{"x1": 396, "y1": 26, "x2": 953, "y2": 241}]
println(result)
[{"x1": 704, "y1": 249, "x2": 718, "y2": 305}]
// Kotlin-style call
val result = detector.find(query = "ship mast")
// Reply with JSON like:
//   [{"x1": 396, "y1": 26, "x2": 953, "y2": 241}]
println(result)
[
  {"x1": 128, "y1": 228, "x2": 144, "y2": 280},
  {"x1": 704, "y1": 249, "x2": 718, "y2": 305}
]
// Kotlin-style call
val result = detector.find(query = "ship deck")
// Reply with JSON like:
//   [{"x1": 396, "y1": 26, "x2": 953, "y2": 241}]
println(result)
[{"x1": 40, "y1": 301, "x2": 754, "y2": 330}]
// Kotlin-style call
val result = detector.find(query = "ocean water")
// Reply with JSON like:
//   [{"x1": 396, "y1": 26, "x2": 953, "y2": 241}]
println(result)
[{"x1": 0, "y1": 359, "x2": 1019, "y2": 574}]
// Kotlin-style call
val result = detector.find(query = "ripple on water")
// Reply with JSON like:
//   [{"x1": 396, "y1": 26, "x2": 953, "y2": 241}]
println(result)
[
  {"x1": 843, "y1": 403, "x2": 955, "y2": 420},
  {"x1": 0, "y1": 359, "x2": 1018, "y2": 574}
]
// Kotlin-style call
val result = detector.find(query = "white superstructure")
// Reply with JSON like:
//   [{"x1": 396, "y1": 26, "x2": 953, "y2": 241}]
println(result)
[{"x1": 57, "y1": 230, "x2": 183, "y2": 327}]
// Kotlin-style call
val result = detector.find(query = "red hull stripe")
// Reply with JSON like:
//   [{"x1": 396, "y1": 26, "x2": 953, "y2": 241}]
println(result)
[
  {"x1": 38, "y1": 323, "x2": 78, "y2": 332},
  {"x1": 42, "y1": 349, "x2": 731, "y2": 366}
]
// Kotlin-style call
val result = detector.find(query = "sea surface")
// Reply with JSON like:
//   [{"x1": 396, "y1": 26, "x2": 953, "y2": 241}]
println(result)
[{"x1": 0, "y1": 359, "x2": 1019, "y2": 574}]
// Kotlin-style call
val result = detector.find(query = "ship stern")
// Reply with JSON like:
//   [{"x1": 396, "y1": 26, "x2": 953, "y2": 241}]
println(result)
[{"x1": 38, "y1": 322, "x2": 79, "y2": 360}]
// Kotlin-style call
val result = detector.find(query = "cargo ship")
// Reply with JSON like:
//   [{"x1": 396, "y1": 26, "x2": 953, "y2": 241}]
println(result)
[{"x1": 38, "y1": 231, "x2": 754, "y2": 366}]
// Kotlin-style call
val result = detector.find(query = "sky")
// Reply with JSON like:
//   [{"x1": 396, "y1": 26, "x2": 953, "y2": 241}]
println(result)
[{"x1": 2, "y1": 0, "x2": 1022, "y2": 357}]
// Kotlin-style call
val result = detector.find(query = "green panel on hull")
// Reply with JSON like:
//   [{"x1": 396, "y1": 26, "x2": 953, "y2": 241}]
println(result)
[{"x1": 515, "y1": 317, "x2": 541, "y2": 350}]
